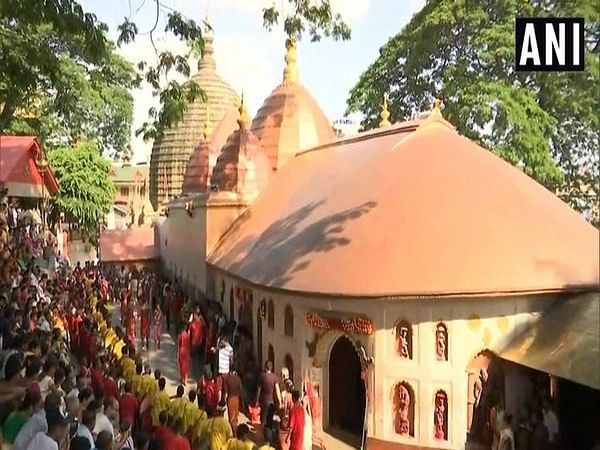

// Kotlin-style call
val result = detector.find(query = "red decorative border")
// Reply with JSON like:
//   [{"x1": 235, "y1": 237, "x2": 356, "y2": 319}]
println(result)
[{"x1": 305, "y1": 312, "x2": 374, "y2": 336}]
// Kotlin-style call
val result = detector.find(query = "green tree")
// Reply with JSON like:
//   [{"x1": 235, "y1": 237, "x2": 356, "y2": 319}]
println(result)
[
  {"x1": 1, "y1": 0, "x2": 350, "y2": 147},
  {"x1": 0, "y1": 1, "x2": 136, "y2": 153},
  {"x1": 48, "y1": 141, "x2": 116, "y2": 245},
  {"x1": 347, "y1": 0, "x2": 599, "y2": 223}
]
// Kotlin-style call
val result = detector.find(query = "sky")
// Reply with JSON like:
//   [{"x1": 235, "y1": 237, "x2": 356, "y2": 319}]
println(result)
[{"x1": 79, "y1": 0, "x2": 426, "y2": 162}]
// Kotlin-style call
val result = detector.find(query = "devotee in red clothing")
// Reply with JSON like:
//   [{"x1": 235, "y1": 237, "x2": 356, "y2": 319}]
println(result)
[
  {"x1": 119, "y1": 383, "x2": 139, "y2": 429},
  {"x1": 153, "y1": 306, "x2": 162, "y2": 350},
  {"x1": 139, "y1": 298, "x2": 150, "y2": 350},
  {"x1": 189, "y1": 311, "x2": 204, "y2": 375},
  {"x1": 90, "y1": 359, "x2": 104, "y2": 393},
  {"x1": 126, "y1": 307, "x2": 136, "y2": 347},
  {"x1": 103, "y1": 367, "x2": 119, "y2": 400},
  {"x1": 153, "y1": 412, "x2": 173, "y2": 449},
  {"x1": 177, "y1": 328, "x2": 190, "y2": 384},
  {"x1": 287, "y1": 390, "x2": 305, "y2": 450}
]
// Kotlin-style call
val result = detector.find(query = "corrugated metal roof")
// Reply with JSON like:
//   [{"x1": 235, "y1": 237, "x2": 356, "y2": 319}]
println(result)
[{"x1": 498, "y1": 292, "x2": 600, "y2": 390}]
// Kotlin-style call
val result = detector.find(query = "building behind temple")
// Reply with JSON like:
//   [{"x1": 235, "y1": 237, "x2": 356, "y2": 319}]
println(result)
[{"x1": 135, "y1": 25, "x2": 599, "y2": 450}]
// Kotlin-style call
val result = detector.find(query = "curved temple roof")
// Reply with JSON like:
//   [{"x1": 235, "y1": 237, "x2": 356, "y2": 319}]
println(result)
[
  {"x1": 149, "y1": 25, "x2": 239, "y2": 208},
  {"x1": 208, "y1": 118, "x2": 599, "y2": 298}
]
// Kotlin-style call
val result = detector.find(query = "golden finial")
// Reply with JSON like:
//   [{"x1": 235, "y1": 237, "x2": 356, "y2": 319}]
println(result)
[
  {"x1": 419, "y1": 96, "x2": 454, "y2": 131},
  {"x1": 237, "y1": 93, "x2": 250, "y2": 130},
  {"x1": 203, "y1": 104, "x2": 213, "y2": 141},
  {"x1": 379, "y1": 93, "x2": 391, "y2": 128},
  {"x1": 431, "y1": 98, "x2": 444, "y2": 118},
  {"x1": 282, "y1": 38, "x2": 299, "y2": 86}
]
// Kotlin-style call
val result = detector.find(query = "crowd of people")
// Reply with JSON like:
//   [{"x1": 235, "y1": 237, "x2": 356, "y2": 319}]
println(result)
[{"x1": 0, "y1": 202, "x2": 321, "y2": 450}]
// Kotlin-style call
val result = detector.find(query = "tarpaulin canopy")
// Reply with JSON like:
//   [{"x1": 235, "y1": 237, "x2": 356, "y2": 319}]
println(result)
[
  {"x1": 497, "y1": 292, "x2": 600, "y2": 390},
  {"x1": 0, "y1": 136, "x2": 59, "y2": 198}
]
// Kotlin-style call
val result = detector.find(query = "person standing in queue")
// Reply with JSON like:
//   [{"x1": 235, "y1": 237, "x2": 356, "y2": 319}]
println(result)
[{"x1": 177, "y1": 325, "x2": 191, "y2": 385}]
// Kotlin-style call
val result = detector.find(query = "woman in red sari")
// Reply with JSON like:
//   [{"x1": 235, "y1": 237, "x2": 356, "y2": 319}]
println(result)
[
  {"x1": 120, "y1": 288, "x2": 129, "y2": 326},
  {"x1": 153, "y1": 305, "x2": 162, "y2": 350},
  {"x1": 139, "y1": 297, "x2": 150, "y2": 351},
  {"x1": 126, "y1": 305, "x2": 137, "y2": 348},
  {"x1": 177, "y1": 327, "x2": 190, "y2": 385}
]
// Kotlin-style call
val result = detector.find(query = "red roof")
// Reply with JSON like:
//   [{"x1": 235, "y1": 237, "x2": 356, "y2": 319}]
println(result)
[
  {"x1": 99, "y1": 228, "x2": 158, "y2": 262},
  {"x1": 209, "y1": 118, "x2": 599, "y2": 298},
  {"x1": 0, "y1": 136, "x2": 59, "y2": 195}
]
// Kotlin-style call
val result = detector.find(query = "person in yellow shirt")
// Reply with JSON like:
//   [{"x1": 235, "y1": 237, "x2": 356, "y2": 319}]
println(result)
[
  {"x1": 141, "y1": 365, "x2": 157, "y2": 399},
  {"x1": 208, "y1": 402, "x2": 233, "y2": 450},
  {"x1": 112, "y1": 338, "x2": 125, "y2": 360},
  {"x1": 182, "y1": 390, "x2": 202, "y2": 437},
  {"x1": 169, "y1": 385, "x2": 188, "y2": 423},
  {"x1": 132, "y1": 363, "x2": 144, "y2": 398},
  {"x1": 191, "y1": 402, "x2": 209, "y2": 448},
  {"x1": 224, "y1": 424, "x2": 255, "y2": 450},
  {"x1": 121, "y1": 348, "x2": 136, "y2": 381},
  {"x1": 151, "y1": 377, "x2": 171, "y2": 427}
]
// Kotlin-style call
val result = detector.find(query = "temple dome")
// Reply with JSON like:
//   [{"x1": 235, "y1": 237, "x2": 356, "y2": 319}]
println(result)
[
  {"x1": 209, "y1": 111, "x2": 599, "y2": 297},
  {"x1": 211, "y1": 100, "x2": 270, "y2": 201},
  {"x1": 149, "y1": 25, "x2": 239, "y2": 208},
  {"x1": 251, "y1": 39, "x2": 335, "y2": 172},
  {"x1": 181, "y1": 105, "x2": 239, "y2": 195}
]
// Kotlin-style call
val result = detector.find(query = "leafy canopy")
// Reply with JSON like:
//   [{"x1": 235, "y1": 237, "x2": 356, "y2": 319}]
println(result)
[
  {"x1": 48, "y1": 141, "x2": 116, "y2": 244},
  {"x1": 0, "y1": 0, "x2": 137, "y2": 153},
  {"x1": 347, "y1": 0, "x2": 599, "y2": 223},
  {"x1": 1, "y1": 0, "x2": 350, "y2": 147}
]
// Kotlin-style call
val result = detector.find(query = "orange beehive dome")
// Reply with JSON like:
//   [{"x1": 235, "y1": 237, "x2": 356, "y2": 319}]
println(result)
[{"x1": 250, "y1": 39, "x2": 335, "y2": 172}]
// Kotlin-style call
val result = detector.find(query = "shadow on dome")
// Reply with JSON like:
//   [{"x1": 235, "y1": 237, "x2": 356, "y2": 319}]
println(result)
[{"x1": 220, "y1": 199, "x2": 377, "y2": 288}]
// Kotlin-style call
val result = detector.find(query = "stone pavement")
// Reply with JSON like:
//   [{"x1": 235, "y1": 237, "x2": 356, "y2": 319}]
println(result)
[{"x1": 109, "y1": 305, "x2": 355, "y2": 449}]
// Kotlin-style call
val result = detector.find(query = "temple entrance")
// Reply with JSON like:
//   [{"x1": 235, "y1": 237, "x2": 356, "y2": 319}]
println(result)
[{"x1": 328, "y1": 335, "x2": 365, "y2": 439}]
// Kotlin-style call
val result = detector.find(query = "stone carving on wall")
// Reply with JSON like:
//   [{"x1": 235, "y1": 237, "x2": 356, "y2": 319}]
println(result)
[
  {"x1": 434, "y1": 390, "x2": 449, "y2": 440},
  {"x1": 395, "y1": 320, "x2": 413, "y2": 359},
  {"x1": 393, "y1": 381, "x2": 415, "y2": 437},
  {"x1": 436, "y1": 322, "x2": 449, "y2": 361}
]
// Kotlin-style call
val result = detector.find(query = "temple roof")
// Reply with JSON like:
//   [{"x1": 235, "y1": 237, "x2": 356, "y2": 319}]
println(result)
[
  {"x1": 208, "y1": 113, "x2": 599, "y2": 298},
  {"x1": 149, "y1": 25, "x2": 239, "y2": 208},
  {"x1": 250, "y1": 39, "x2": 335, "y2": 172},
  {"x1": 211, "y1": 99, "x2": 270, "y2": 200}
]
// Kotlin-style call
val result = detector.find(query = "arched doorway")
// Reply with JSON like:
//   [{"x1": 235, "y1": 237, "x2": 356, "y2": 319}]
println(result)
[{"x1": 328, "y1": 335, "x2": 365, "y2": 438}]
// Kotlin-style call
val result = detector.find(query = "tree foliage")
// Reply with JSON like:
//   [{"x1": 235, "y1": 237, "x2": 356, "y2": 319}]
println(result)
[
  {"x1": 1, "y1": 0, "x2": 350, "y2": 148},
  {"x1": 122, "y1": 0, "x2": 352, "y2": 141},
  {"x1": 48, "y1": 141, "x2": 116, "y2": 244},
  {"x1": 347, "y1": 0, "x2": 599, "y2": 223},
  {"x1": 0, "y1": 0, "x2": 136, "y2": 153}
]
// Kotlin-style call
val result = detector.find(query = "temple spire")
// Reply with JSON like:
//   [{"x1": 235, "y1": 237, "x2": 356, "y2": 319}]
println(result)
[
  {"x1": 198, "y1": 3, "x2": 215, "y2": 71},
  {"x1": 237, "y1": 93, "x2": 251, "y2": 130},
  {"x1": 203, "y1": 104, "x2": 213, "y2": 141},
  {"x1": 282, "y1": 38, "x2": 299, "y2": 86},
  {"x1": 379, "y1": 93, "x2": 391, "y2": 128}
]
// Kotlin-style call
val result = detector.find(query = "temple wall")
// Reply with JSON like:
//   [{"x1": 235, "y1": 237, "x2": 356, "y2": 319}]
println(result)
[
  {"x1": 159, "y1": 204, "x2": 207, "y2": 292},
  {"x1": 208, "y1": 269, "x2": 555, "y2": 449},
  {"x1": 159, "y1": 194, "x2": 247, "y2": 296}
]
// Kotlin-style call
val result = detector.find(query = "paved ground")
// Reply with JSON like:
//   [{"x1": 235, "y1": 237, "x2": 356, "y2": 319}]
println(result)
[{"x1": 109, "y1": 305, "x2": 356, "y2": 449}]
